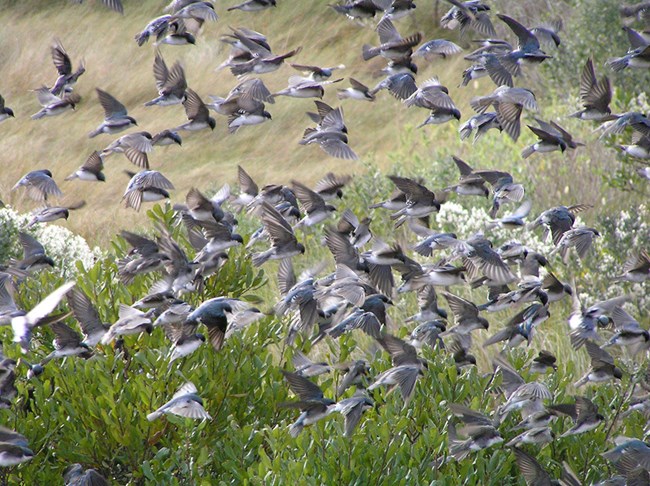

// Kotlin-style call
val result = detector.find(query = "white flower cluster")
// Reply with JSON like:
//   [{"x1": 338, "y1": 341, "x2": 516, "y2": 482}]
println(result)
[
  {"x1": 628, "y1": 91, "x2": 650, "y2": 114},
  {"x1": 0, "y1": 207, "x2": 101, "y2": 277},
  {"x1": 592, "y1": 204, "x2": 650, "y2": 311},
  {"x1": 434, "y1": 201, "x2": 554, "y2": 255},
  {"x1": 431, "y1": 201, "x2": 649, "y2": 310}
]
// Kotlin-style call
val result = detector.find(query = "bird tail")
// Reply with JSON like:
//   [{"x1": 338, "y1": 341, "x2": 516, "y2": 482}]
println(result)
[
  {"x1": 252, "y1": 251, "x2": 271, "y2": 267},
  {"x1": 147, "y1": 411, "x2": 162, "y2": 421},
  {"x1": 573, "y1": 375, "x2": 588, "y2": 388},
  {"x1": 606, "y1": 57, "x2": 629, "y2": 72},
  {"x1": 362, "y1": 45, "x2": 380, "y2": 61},
  {"x1": 289, "y1": 420, "x2": 304, "y2": 438},
  {"x1": 30, "y1": 111, "x2": 46, "y2": 120},
  {"x1": 569, "y1": 332, "x2": 587, "y2": 350},
  {"x1": 100, "y1": 330, "x2": 115, "y2": 345},
  {"x1": 459, "y1": 124, "x2": 472, "y2": 141},
  {"x1": 521, "y1": 145, "x2": 535, "y2": 159},
  {"x1": 88, "y1": 127, "x2": 102, "y2": 138},
  {"x1": 134, "y1": 32, "x2": 149, "y2": 47},
  {"x1": 488, "y1": 200, "x2": 501, "y2": 219},
  {"x1": 448, "y1": 425, "x2": 470, "y2": 461}
]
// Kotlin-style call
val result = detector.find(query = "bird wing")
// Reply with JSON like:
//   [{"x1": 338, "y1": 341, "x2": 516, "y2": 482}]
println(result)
[
  {"x1": 182, "y1": 89, "x2": 209, "y2": 122},
  {"x1": 261, "y1": 203, "x2": 297, "y2": 246},
  {"x1": 291, "y1": 180, "x2": 326, "y2": 213},
  {"x1": 281, "y1": 370, "x2": 325, "y2": 401},
  {"x1": 96, "y1": 88, "x2": 128, "y2": 119}
]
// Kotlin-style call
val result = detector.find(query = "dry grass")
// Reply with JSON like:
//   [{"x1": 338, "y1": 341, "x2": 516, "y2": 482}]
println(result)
[{"x1": 0, "y1": 0, "x2": 639, "y2": 246}]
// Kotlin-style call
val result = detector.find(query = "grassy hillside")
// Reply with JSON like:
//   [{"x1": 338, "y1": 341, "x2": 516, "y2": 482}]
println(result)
[{"x1": 0, "y1": 0, "x2": 644, "y2": 245}]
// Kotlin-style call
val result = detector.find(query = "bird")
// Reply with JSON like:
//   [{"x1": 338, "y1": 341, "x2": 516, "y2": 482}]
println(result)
[
  {"x1": 152, "y1": 129, "x2": 182, "y2": 147},
  {"x1": 444, "y1": 156, "x2": 489, "y2": 198},
  {"x1": 184, "y1": 297, "x2": 238, "y2": 351},
  {"x1": 474, "y1": 169, "x2": 525, "y2": 218},
  {"x1": 441, "y1": 291, "x2": 489, "y2": 334},
  {"x1": 299, "y1": 104, "x2": 357, "y2": 160},
  {"x1": 0, "y1": 93, "x2": 14, "y2": 123},
  {"x1": 251, "y1": 203, "x2": 305, "y2": 266},
  {"x1": 529, "y1": 350, "x2": 557, "y2": 374},
  {"x1": 30, "y1": 88, "x2": 80, "y2": 120},
  {"x1": 101, "y1": 304, "x2": 153, "y2": 345},
  {"x1": 551, "y1": 226, "x2": 600, "y2": 262},
  {"x1": 122, "y1": 170, "x2": 175, "y2": 211},
  {"x1": 607, "y1": 27, "x2": 650, "y2": 72},
  {"x1": 602, "y1": 307, "x2": 650, "y2": 354},
  {"x1": 440, "y1": 0, "x2": 496, "y2": 38},
  {"x1": 329, "y1": 0, "x2": 383, "y2": 20},
  {"x1": 406, "y1": 285, "x2": 447, "y2": 323},
  {"x1": 574, "y1": 341, "x2": 623, "y2": 387},
  {"x1": 362, "y1": 17, "x2": 422, "y2": 63},
  {"x1": 12, "y1": 170, "x2": 63, "y2": 202},
  {"x1": 521, "y1": 118, "x2": 584, "y2": 159},
  {"x1": 101, "y1": 131, "x2": 154, "y2": 169},
  {"x1": 370, "y1": 72, "x2": 417, "y2": 101},
  {"x1": 70, "y1": 0, "x2": 123, "y2": 14},
  {"x1": 510, "y1": 447, "x2": 557, "y2": 485},
  {"x1": 332, "y1": 390, "x2": 374, "y2": 437},
  {"x1": 569, "y1": 58, "x2": 614, "y2": 121},
  {"x1": 88, "y1": 88, "x2": 137, "y2": 137},
  {"x1": 66, "y1": 288, "x2": 109, "y2": 346},
  {"x1": 292, "y1": 351, "x2": 331, "y2": 378},
  {"x1": 63, "y1": 464, "x2": 110, "y2": 486},
  {"x1": 11, "y1": 281, "x2": 75, "y2": 354},
  {"x1": 144, "y1": 51, "x2": 187, "y2": 107},
  {"x1": 337, "y1": 78, "x2": 375, "y2": 102},
  {"x1": 456, "y1": 235, "x2": 518, "y2": 286},
  {"x1": 496, "y1": 14, "x2": 552, "y2": 76},
  {"x1": 14, "y1": 232, "x2": 55, "y2": 273},
  {"x1": 313, "y1": 172, "x2": 351, "y2": 202},
  {"x1": 135, "y1": 15, "x2": 173, "y2": 46},
  {"x1": 470, "y1": 86, "x2": 538, "y2": 141},
  {"x1": 488, "y1": 199, "x2": 532, "y2": 229},
  {"x1": 385, "y1": 175, "x2": 441, "y2": 227},
  {"x1": 165, "y1": 324, "x2": 206, "y2": 364},
  {"x1": 291, "y1": 180, "x2": 337, "y2": 228},
  {"x1": 289, "y1": 63, "x2": 345, "y2": 83},
  {"x1": 226, "y1": 29, "x2": 301, "y2": 76},
  {"x1": 280, "y1": 370, "x2": 335, "y2": 437},
  {"x1": 506, "y1": 426, "x2": 554, "y2": 447},
  {"x1": 413, "y1": 39, "x2": 463, "y2": 61},
  {"x1": 25, "y1": 201, "x2": 86, "y2": 228},
  {"x1": 614, "y1": 250, "x2": 650, "y2": 283},
  {"x1": 147, "y1": 382, "x2": 211, "y2": 421},
  {"x1": 447, "y1": 403, "x2": 502, "y2": 461},
  {"x1": 65, "y1": 151, "x2": 106, "y2": 182},
  {"x1": 368, "y1": 334, "x2": 425, "y2": 406},
  {"x1": 40, "y1": 322, "x2": 93, "y2": 365},
  {"x1": 0, "y1": 429, "x2": 34, "y2": 467},
  {"x1": 336, "y1": 360, "x2": 370, "y2": 397},
  {"x1": 529, "y1": 204, "x2": 592, "y2": 245},
  {"x1": 403, "y1": 77, "x2": 461, "y2": 128},
  {"x1": 568, "y1": 292, "x2": 627, "y2": 349},
  {"x1": 174, "y1": 89, "x2": 216, "y2": 132},
  {"x1": 550, "y1": 396, "x2": 604, "y2": 437},
  {"x1": 48, "y1": 38, "x2": 86, "y2": 96},
  {"x1": 227, "y1": 0, "x2": 276, "y2": 12},
  {"x1": 458, "y1": 112, "x2": 502, "y2": 143}
]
